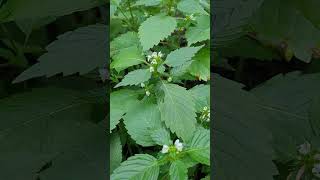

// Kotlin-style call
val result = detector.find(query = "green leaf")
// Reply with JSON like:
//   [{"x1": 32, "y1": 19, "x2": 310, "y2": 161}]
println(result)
[
  {"x1": 187, "y1": 128, "x2": 210, "y2": 165},
  {"x1": 213, "y1": 74, "x2": 277, "y2": 180},
  {"x1": 111, "y1": 46, "x2": 145, "y2": 72},
  {"x1": 188, "y1": 84, "x2": 210, "y2": 112},
  {"x1": 111, "y1": 154, "x2": 159, "y2": 180},
  {"x1": 110, "y1": 0, "x2": 122, "y2": 17},
  {"x1": 139, "y1": 15, "x2": 177, "y2": 51},
  {"x1": 177, "y1": 0, "x2": 208, "y2": 15},
  {"x1": 110, "y1": 89, "x2": 140, "y2": 132},
  {"x1": 110, "y1": 133, "x2": 122, "y2": 173},
  {"x1": 188, "y1": 47, "x2": 210, "y2": 81},
  {"x1": 16, "y1": 16, "x2": 57, "y2": 39},
  {"x1": 0, "y1": 0, "x2": 105, "y2": 22},
  {"x1": 309, "y1": 96, "x2": 320, "y2": 136},
  {"x1": 150, "y1": 128, "x2": 172, "y2": 146},
  {"x1": 165, "y1": 45, "x2": 203, "y2": 67},
  {"x1": 169, "y1": 160, "x2": 188, "y2": 180},
  {"x1": 115, "y1": 69, "x2": 151, "y2": 88},
  {"x1": 0, "y1": 87, "x2": 107, "y2": 179},
  {"x1": 134, "y1": 0, "x2": 161, "y2": 6},
  {"x1": 111, "y1": 31, "x2": 140, "y2": 57},
  {"x1": 158, "y1": 83, "x2": 196, "y2": 141},
  {"x1": 123, "y1": 100, "x2": 163, "y2": 146},
  {"x1": 186, "y1": 15, "x2": 210, "y2": 46},
  {"x1": 13, "y1": 24, "x2": 107, "y2": 83}
]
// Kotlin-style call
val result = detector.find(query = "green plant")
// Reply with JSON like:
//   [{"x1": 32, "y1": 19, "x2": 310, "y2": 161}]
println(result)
[{"x1": 110, "y1": 0, "x2": 210, "y2": 179}]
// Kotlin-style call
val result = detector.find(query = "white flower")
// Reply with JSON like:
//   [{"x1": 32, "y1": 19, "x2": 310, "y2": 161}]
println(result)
[
  {"x1": 149, "y1": 66, "x2": 155, "y2": 72},
  {"x1": 158, "y1": 51, "x2": 163, "y2": 58},
  {"x1": 312, "y1": 163, "x2": 320, "y2": 178},
  {"x1": 146, "y1": 90, "x2": 150, "y2": 96},
  {"x1": 151, "y1": 59, "x2": 157, "y2": 65},
  {"x1": 147, "y1": 55, "x2": 152, "y2": 62},
  {"x1": 174, "y1": 139, "x2": 183, "y2": 152},
  {"x1": 298, "y1": 142, "x2": 311, "y2": 155},
  {"x1": 151, "y1": 52, "x2": 158, "y2": 58},
  {"x1": 203, "y1": 106, "x2": 208, "y2": 111},
  {"x1": 167, "y1": 77, "x2": 172, "y2": 82},
  {"x1": 161, "y1": 145, "x2": 169, "y2": 153},
  {"x1": 141, "y1": 83, "x2": 145, "y2": 88}
]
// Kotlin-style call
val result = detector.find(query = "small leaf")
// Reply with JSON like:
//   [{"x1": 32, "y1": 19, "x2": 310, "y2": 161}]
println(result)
[
  {"x1": 169, "y1": 160, "x2": 188, "y2": 180},
  {"x1": 188, "y1": 47, "x2": 210, "y2": 81},
  {"x1": 139, "y1": 15, "x2": 177, "y2": 51},
  {"x1": 177, "y1": 0, "x2": 208, "y2": 15},
  {"x1": 111, "y1": 31, "x2": 140, "y2": 57},
  {"x1": 165, "y1": 45, "x2": 204, "y2": 67},
  {"x1": 115, "y1": 69, "x2": 151, "y2": 88},
  {"x1": 110, "y1": 133, "x2": 122, "y2": 173},
  {"x1": 111, "y1": 46, "x2": 145, "y2": 72},
  {"x1": 187, "y1": 128, "x2": 210, "y2": 165},
  {"x1": 111, "y1": 154, "x2": 159, "y2": 180},
  {"x1": 186, "y1": 15, "x2": 210, "y2": 45}
]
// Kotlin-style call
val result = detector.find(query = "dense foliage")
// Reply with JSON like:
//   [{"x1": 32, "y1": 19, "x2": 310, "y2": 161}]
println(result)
[
  {"x1": 213, "y1": 0, "x2": 320, "y2": 179},
  {"x1": 110, "y1": 0, "x2": 210, "y2": 179}
]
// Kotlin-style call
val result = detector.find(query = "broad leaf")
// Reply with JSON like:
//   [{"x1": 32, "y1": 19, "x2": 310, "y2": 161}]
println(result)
[
  {"x1": 13, "y1": 24, "x2": 107, "y2": 83},
  {"x1": 169, "y1": 160, "x2": 188, "y2": 180},
  {"x1": 188, "y1": 84, "x2": 210, "y2": 112},
  {"x1": 115, "y1": 69, "x2": 151, "y2": 88},
  {"x1": 158, "y1": 82, "x2": 196, "y2": 141},
  {"x1": 123, "y1": 100, "x2": 163, "y2": 146},
  {"x1": 110, "y1": 89, "x2": 140, "y2": 132},
  {"x1": 150, "y1": 128, "x2": 172, "y2": 146},
  {"x1": 111, "y1": 154, "x2": 159, "y2": 180},
  {"x1": 0, "y1": 0, "x2": 105, "y2": 22},
  {"x1": 139, "y1": 15, "x2": 177, "y2": 51},
  {"x1": 177, "y1": 0, "x2": 208, "y2": 15},
  {"x1": 111, "y1": 31, "x2": 140, "y2": 57},
  {"x1": 165, "y1": 45, "x2": 203, "y2": 67}
]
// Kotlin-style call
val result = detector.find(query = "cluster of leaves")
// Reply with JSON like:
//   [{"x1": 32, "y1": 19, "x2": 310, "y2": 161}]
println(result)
[
  {"x1": 213, "y1": 0, "x2": 320, "y2": 179},
  {"x1": 110, "y1": 0, "x2": 210, "y2": 179},
  {"x1": 0, "y1": 0, "x2": 108, "y2": 179}
]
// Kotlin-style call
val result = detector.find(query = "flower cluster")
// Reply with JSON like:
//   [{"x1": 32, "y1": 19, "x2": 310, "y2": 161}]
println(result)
[
  {"x1": 200, "y1": 106, "x2": 210, "y2": 122},
  {"x1": 140, "y1": 83, "x2": 150, "y2": 96},
  {"x1": 297, "y1": 142, "x2": 320, "y2": 178},
  {"x1": 161, "y1": 139, "x2": 183, "y2": 154}
]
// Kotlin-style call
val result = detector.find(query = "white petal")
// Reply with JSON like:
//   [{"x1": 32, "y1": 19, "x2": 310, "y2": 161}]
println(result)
[{"x1": 161, "y1": 145, "x2": 169, "y2": 153}]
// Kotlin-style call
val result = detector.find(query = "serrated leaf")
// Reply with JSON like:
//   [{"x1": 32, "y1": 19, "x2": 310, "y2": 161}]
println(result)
[
  {"x1": 169, "y1": 160, "x2": 188, "y2": 180},
  {"x1": 115, "y1": 69, "x2": 151, "y2": 88},
  {"x1": 110, "y1": 133, "x2": 122, "y2": 173},
  {"x1": 13, "y1": 24, "x2": 107, "y2": 83},
  {"x1": 139, "y1": 15, "x2": 177, "y2": 51},
  {"x1": 110, "y1": 89, "x2": 140, "y2": 132},
  {"x1": 165, "y1": 45, "x2": 203, "y2": 67},
  {"x1": 189, "y1": 84, "x2": 210, "y2": 112},
  {"x1": 111, "y1": 31, "x2": 140, "y2": 57},
  {"x1": 158, "y1": 82, "x2": 196, "y2": 141},
  {"x1": 0, "y1": 0, "x2": 105, "y2": 22},
  {"x1": 187, "y1": 128, "x2": 210, "y2": 165},
  {"x1": 123, "y1": 100, "x2": 163, "y2": 146},
  {"x1": 111, "y1": 154, "x2": 159, "y2": 180},
  {"x1": 111, "y1": 46, "x2": 145, "y2": 72},
  {"x1": 150, "y1": 128, "x2": 172, "y2": 146},
  {"x1": 177, "y1": 0, "x2": 208, "y2": 15},
  {"x1": 188, "y1": 47, "x2": 210, "y2": 81},
  {"x1": 186, "y1": 15, "x2": 210, "y2": 46}
]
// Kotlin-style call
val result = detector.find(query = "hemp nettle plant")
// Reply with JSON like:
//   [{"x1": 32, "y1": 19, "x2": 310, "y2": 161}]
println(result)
[{"x1": 110, "y1": 0, "x2": 210, "y2": 179}]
